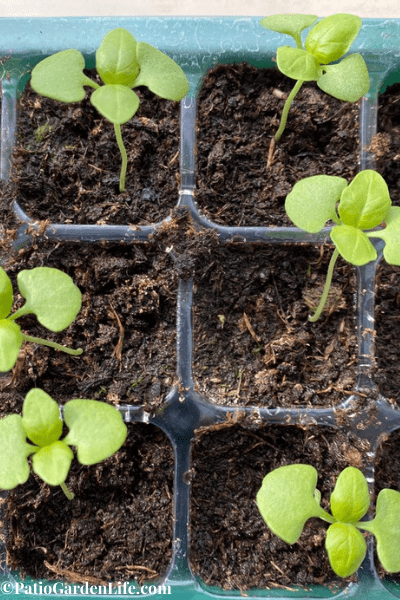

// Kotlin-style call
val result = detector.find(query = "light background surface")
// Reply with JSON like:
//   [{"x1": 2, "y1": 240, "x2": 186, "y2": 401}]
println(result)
[{"x1": 0, "y1": 0, "x2": 395, "y2": 18}]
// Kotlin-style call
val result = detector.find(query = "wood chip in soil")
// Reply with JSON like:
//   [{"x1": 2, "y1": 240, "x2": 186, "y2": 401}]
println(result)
[
  {"x1": 196, "y1": 64, "x2": 360, "y2": 227},
  {"x1": 5, "y1": 423, "x2": 174, "y2": 584},
  {"x1": 190, "y1": 423, "x2": 368, "y2": 590},
  {"x1": 4, "y1": 74, "x2": 180, "y2": 225},
  {"x1": 193, "y1": 243, "x2": 357, "y2": 407}
]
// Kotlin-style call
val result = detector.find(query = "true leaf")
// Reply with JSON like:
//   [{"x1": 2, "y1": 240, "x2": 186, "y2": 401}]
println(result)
[
  {"x1": 276, "y1": 47, "x2": 321, "y2": 81},
  {"x1": 91, "y1": 84, "x2": 140, "y2": 125},
  {"x1": 285, "y1": 175, "x2": 347, "y2": 232},
  {"x1": 317, "y1": 54, "x2": 370, "y2": 102},
  {"x1": 361, "y1": 489, "x2": 400, "y2": 572},
  {"x1": 32, "y1": 441, "x2": 74, "y2": 486},
  {"x1": 305, "y1": 14, "x2": 362, "y2": 64},
  {"x1": 31, "y1": 49, "x2": 97, "y2": 102},
  {"x1": 134, "y1": 42, "x2": 190, "y2": 100},
  {"x1": 0, "y1": 267, "x2": 13, "y2": 320},
  {"x1": 330, "y1": 225, "x2": 377, "y2": 265},
  {"x1": 260, "y1": 14, "x2": 318, "y2": 43},
  {"x1": 15, "y1": 267, "x2": 82, "y2": 332},
  {"x1": 0, "y1": 319, "x2": 23, "y2": 372},
  {"x1": 330, "y1": 467, "x2": 370, "y2": 523},
  {"x1": 325, "y1": 522, "x2": 367, "y2": 577},
  {"x1": 0, "y1": 415, "x2": 35, "y2": 489},
  {"x1": 96, "y1": 27, "x2": 139, "y2": 87},
  {"x1": 21, "y1": 388, "x2": 63, "y2": 448},
  {"x1": 374, "y1": 206, "x2": 400, "y2": 266},
  {"x1": 63, "y1": 400, "x2": 127, "y2": 465},
  {"x1": 339, "y1": 170, "x2": 391, "y2": 229},
  {"x1": 256, "y1": 464, "x2": 332, "y2": 544}
]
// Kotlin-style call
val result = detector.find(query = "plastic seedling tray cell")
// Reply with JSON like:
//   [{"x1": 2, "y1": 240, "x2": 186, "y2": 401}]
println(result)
[{"x1": 0, "y1": 15, "x2": 400, "y2": 600}]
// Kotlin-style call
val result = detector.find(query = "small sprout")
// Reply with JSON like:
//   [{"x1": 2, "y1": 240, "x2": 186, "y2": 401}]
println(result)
[
  {"x1": 34, "y1": 120, "x2": 51, "y2": 143},
  {"x1": 218, "y1": 314, "x2": 226, "y2": 327},
  {"x1": 0, "y1": 389, "x2": 127, "y2": 499},
  {"x1": 31, "y1": 27, "x2": 190, "y2": 192},
  {"x1": 260, "y1": 14, "x2": 370, "y2": 142},
  {"x1": 285, "y1": 169, "x2": 400, "y2": 321},
  {"x1": 0, "y1": 266, "x2": 82, "y2": 371},
  {"x1": 257, "y1": 464, "x2": 400, "y2": 577}
]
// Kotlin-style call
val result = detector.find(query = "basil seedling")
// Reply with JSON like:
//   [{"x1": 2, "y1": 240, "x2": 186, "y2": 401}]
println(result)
[
  {"x1": 257, "y1": 464, "x2": 400, "y2": 577},
  {"x1": 260, "y1": 14, "x2": 370, "y2": 142},
  {"x1": 0, "y1": 388, "x2": 127, "y2": 499},
  {"x1": 0, "y1": 266, "x2": 82, "y2": 371},
  {"x1": 30, "y1": 27, "x2": 189, "y2": 192},
  {"x1": 285, "y1": 169, "x2": 400, "y2": 321}
]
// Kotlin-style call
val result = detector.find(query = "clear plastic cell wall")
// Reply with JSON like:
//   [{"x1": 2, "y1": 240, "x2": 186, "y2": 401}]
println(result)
[{"x1": 1, "y1": 15, "x2": 400, "y2": 600}]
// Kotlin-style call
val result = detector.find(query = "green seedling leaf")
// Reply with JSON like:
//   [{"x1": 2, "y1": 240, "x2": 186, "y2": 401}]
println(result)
[
  {"x1": 276, "y1": 47, "x2": 321, "y2": 81},
  {"x1": 0, "y1": 267, "x2": 13, "y2": 319},
  {"x1": 305, "y1": 14, "x2": 362, "y2": 64},
  {"x1": 361, "y1": 489, "x2": 400, "y2": 572},
  {"x1": 0, "y1": 415, "x2": 35, "y2": 489},
  {"x1": 96, "y1": 27, "x2": 139, "y2": 86},
  {"x1": 134, "y1": 42, "x2": 190, "y2": 100},
  {"x1": 32, "y1": 441, "x2": 74, "y2": 486},
  {"x1": 15, "y1": 267, "x2": 82, "y2": 331},
  {"x1": 91, "y1": 84, "x2": 140, "y2": 125},
  {"x1": 31, "y1": 49, "x2": 98, "y2": 102},
  {"x1": 330, "y1": 225, "x2": 376, "y2": 265},
  {"x1": 260, "y1": 14, "x2": 318, "y2": 43},
  {"x1": 318, "y1": 54, "x2": 370, "y2": 102},
  {"x1": 330, "y1": 467, "x2": 370, "y2": 523},
  {"x1": 374, "y1": 206, "x2": 400, "y2": 266},
  {"x1": 257, "y1": 464, "x2": 332, "y2": 544},
  {"x1": 63, "y1": 400, "x2": 127, "y2": 464},
  {"x1": 0, "y1": 319, "x2": 23, "y2": 372},
  {"x1": 21, "y1": 389, "x2": 62, "y2": 448},
  {"x1": 339, "y1": 170, "x2": 391, "y2": 229},
  {"x1": 325, "y1": 522, "x2": 367, "y2": 577},
  {"x1": 285, "y1": 175, "x2": 347, "y2": 232}
]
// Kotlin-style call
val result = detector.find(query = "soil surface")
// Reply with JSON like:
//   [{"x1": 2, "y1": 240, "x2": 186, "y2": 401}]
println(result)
[
  {"x1": 5, "y1": 73, "x2": 181, "y2": 225},
  {"x1": 196, "y1": 64, "x2": 360, "y2": 227},
  {"x1": 5, "y1": 423, "x2": 174, "y2": 584},
  {"x1": 190, "y1": 422, "x2": 368, "y2": 590}
]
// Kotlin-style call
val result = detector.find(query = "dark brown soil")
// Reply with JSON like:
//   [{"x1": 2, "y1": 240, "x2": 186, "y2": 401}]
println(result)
[
  {"x1": 5, "y1": 422, "x2": 174, "y2": 584},
  {"x1": 6, "y1": 73, "x2": 180, "y2": 225},
  {"x1": 190, "y1": 422, "x2": 368, "y2": 590},
  {"x1": 374, "y1": 82, "x2": 400, "y2": 208},
  {"x1": 196, "y1": 64, "x2": 360, "y2": 227},
  {"x1": 193, "y1": 243, "x2": 358, "y2": 407}
]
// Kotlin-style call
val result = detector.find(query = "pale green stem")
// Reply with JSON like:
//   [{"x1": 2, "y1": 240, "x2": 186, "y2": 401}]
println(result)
[
  {"x1": 60, "y1": 481, "x2": 75, "y2": 500},
  {"x1": 309, "y1": 248, "x2": 340, "y2": 323},
  {"x1": 22, "y1": 334, "x2": 83, "y2": 356},
  {"x1": 114, "y1": 123, "x2": 127, "y2": 192},
  {"x1": 275, "y1": 79, "x2": 304, "y2": 143}
]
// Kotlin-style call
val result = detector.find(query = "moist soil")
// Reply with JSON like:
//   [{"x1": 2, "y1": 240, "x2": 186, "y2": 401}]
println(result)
[
  {"x1": 5, "y1": 73, "x2": 181, "y2": 225},
  {"x1": 196, "y1": 63, "x2": 360, "y2": 227},
  {"x1": 190, "y1": 422, "x2": 368, "y2": 591}
]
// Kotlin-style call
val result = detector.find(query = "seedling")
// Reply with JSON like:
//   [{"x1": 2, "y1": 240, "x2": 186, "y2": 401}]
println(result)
[
  {"x1": 0, "y1": 266, "x2": 82, "y2": 371},
  {"x1": 285, "y1": 169, "x2": 400, "y2": 321},
  {"x1": 257, "y1": 464, "x2": 400, "y2": 577},
  {"x1": 30, "y1": 27, "x2": 190, "y2": 192},
  {"x1": 260, "y1": 14, "x2": 370, "y2": 142},
  {"x1": 0, "y1": 388, "x2": 127, "y2": 499}
]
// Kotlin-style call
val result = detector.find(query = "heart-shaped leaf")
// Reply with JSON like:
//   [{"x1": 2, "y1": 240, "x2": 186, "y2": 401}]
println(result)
[
  {"x1": 0, "y1": 267, "x2": 13, "y2": 320},
  {"x1": 91, "y1": 84, "x2": 140, "y2": 125},
  {"x1": 0, "y1": 319, "x2": 23, "y2": 372},
  {"x1": 305, "y1": 14, "x2": 362, "y2": 64},
  {"x1": 31, "y1": 49, "x2": 98, "y2": 102},
  {"x1": 134, "y1": 42, "x2": 189, "y2": 101},
  {"x1": 276, "y1": 47, "x2": 321, "y2": 81},
  {"x1": 257, "y1": 464, "x2": 332, "y2": 544},
  {"x1": 318, "y1": 54, "x2": 370, "y2": 102},
  {"x1": 285, "y1": 175, "x2": 347, "y2": 232},
  {"x1": 96, "y1": 27, "x2": 139, "y2": 87},
  {"x1": 374, "y1": 206, "x2": 400, "y2": 266},
  {"x1": 361, "y1": 488, "x2": 400, "y2": 572},
  {"x1": 63, "y1": 400, "x2": 127, "y2": 465},
  {"x1": 330, "y1": 467, "x2": 370, "y2": 523},
  {"x1": 330, "y1": 225, "x2": 377, "y2": 265},
  {"x1": 22, "y1": 388, "x2": 62, "y2": 448},
  {"x1": 339, "y1": 170, "x2": 391, "y2": 229},
  {"x1": 15, "y1": 267, "x2": 82, "y2": 332},
  {"x1": 32, "y1": 441, "x2": 74, "y2": 486},
  {"x1": 325, "y1": 522, "x2": 367, "y2": 577},
  {"x1": 0, "y1": 414, "x2": 35, "y2": 489},
  {"x1": 260, "y1": 14, "x2": 318, "y2": 42}
]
